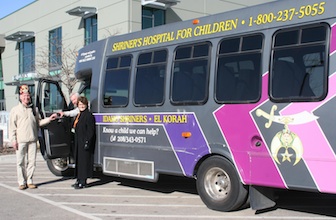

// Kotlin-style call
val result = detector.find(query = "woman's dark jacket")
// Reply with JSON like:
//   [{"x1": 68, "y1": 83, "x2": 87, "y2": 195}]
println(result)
[{"x1": 74, "y1": 108, "x2": 96, "y2": 180}]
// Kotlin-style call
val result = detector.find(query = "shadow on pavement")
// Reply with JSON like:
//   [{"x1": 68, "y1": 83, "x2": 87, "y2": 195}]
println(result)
[
  {"x1": 37, "y1": 170, "x2": 336, "y2": 217},
  {"x1": 90, "y1": 173, "x2": 336, "y2": 217},
  {"x1": 88, "y1": 172, "x2": 198, "y2": 195},
  {"x1": 36, "y1": 177, "x2": 73, "y2": 187},
  {"x1": 256, "y1": 189, "x2": 336, "y2": 217}
]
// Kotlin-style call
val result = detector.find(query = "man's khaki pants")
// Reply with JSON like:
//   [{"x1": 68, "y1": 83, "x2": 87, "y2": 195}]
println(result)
[{"x1": 16, "y1": 142, "x2": 37, "y2": 186}]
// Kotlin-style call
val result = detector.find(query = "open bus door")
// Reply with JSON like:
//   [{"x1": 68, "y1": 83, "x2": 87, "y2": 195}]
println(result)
[{"x1": 36, "y1": 79, "x2": 73, "y2": 176}]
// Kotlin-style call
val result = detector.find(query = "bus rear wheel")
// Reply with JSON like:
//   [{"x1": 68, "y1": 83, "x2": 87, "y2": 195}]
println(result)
[
  {"x1": 46, "y1": 158, "x2": 73, "y2": 177},
  {"x1": 196, "y1": 156, "x2": 248, "y2": 211}
]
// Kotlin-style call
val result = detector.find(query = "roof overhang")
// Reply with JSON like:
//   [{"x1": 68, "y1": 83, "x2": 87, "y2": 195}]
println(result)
[
  {"x1": 5, "y1": 72, "x2": 37, "y2": 86},
  {"x1": 0, "y1": 34, "x2": 5, "y2": 47},
  {"x1": 0, "y1": 34, "x2": 5, "y2": 53},
  {"x1": 66, "y1": 6, "x2": 97, "y2": 18},
  {"x1": 5, "y1": 31, "x2": 34, "y2": 42},
  {"x1": 141, "y1": 0, "x2": 179, "y2": 9},
  {"x1": 5, "y1": 81, "x2": 24, "y2": 86}
]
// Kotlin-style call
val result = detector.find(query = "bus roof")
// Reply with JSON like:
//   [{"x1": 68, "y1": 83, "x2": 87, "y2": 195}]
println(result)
[{"x1": 104, "y1": 0, "x2": 335, "y2": 56}]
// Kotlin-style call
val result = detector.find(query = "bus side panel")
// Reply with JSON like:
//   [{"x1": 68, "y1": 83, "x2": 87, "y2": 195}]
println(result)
[
  {"x1": 95, "y1": 112, "x2": 211, "y2": 179},
  {"x1": 215, "y1": 23, "x2": 336, "y2": 194},
  {"x1": 75, "y1": 39, "x2": 108, "y2": 166},
  {"x1": 214, "y1": 74, "x2": 286, "y2": 189}
]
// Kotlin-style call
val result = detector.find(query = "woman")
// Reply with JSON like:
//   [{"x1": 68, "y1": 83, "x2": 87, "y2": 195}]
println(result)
[{"x1": 72, "y1": 96, "x2": 96, "y2": 189}]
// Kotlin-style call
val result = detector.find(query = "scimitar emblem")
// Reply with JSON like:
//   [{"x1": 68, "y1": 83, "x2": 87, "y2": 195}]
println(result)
[{"x1": 256, "y1": 105, "x2": 318, "y2": 166}]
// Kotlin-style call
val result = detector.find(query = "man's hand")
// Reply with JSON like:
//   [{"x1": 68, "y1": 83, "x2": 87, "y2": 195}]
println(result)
[
  {"x1": 49, "y1": 113, "x2": 58, "y2": 120},
  {"x1": 12, "y1": 141, "x2": 18, "y2": 151}
]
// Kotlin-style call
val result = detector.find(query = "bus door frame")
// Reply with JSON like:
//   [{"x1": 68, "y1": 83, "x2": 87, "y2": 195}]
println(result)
[{"x1": 36, "y1": 79, "x2": 72, "y2": 159}]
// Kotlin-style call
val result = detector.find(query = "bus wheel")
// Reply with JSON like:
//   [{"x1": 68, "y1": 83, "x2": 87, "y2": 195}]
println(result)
[
  {"x1": 46, "y1": 158, "x2": 73, "y2": 177},
  {"x1": 196, "y1": 156, "x2": 248, "y2": 211}
]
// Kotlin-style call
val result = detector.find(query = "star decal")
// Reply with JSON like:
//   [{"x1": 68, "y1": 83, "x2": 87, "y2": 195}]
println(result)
[{"x1": 281, "y1": 150, "x2": 293, "y2": 162}]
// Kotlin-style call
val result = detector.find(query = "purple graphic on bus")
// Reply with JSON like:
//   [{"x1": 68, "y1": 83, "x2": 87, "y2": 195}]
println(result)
[
  {"x1": 213, "y1": 23, "x2": 336, "y2": 192},
  {"x1": 94, "y1": 113, "x2": 210, "y2": 176},
  {"x1": 214, "y1": 74, "x2": 285, "y2": 188}
]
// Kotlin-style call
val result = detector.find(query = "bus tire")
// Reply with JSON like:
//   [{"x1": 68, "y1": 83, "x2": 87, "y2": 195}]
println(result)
[
  {"x1": 196, "y1": 156, "x2": 248, "y2": 211},
  {"x1": 46, "y1": 158, "x2": 74, "y2": 177}
]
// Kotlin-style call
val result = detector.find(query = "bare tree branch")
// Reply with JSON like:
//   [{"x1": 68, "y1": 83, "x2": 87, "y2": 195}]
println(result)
[{"x1": 35, "y1": 39, "x2": 79, "y2": 96}]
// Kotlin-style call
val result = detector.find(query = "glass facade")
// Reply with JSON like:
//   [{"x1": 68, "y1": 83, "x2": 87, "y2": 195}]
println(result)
[
  {"x1": 84, "y1": 15, "x2": 97, "y2": 45},
  {"x1": 18, "y1": 38, "x2": 35, "y2": 74},
  {"x1": 0, "y1": 55, "x2": 4, "y2": 110},
  {"x1": 142, "y1": 7, "x2": 165, "y2": 29},
  {"x1": 49, "y1": 27, "x2": 62, "y2": 70}
]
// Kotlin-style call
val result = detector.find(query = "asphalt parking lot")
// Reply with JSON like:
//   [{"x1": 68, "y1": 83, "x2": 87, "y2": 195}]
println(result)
[{"x1": 1, "y1": 153, "x2": 336, "y2": 220}]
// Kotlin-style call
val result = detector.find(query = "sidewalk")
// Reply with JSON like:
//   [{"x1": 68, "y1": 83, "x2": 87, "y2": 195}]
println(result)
[
  {"x1": 0, "y1": 153, "x2": 44, "y2": 163},
  {"x1": 0, "y1": 154, "x2": 16, "y2": 163}
]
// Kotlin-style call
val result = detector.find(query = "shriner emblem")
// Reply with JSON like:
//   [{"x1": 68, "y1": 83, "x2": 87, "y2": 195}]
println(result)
[{"x1": 256, "y1": 105, "x2": 318, "y2": 166}]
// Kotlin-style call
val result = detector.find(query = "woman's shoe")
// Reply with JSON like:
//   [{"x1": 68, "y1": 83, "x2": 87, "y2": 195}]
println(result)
[
  {"x1": 71, "y1": 181, "x2": 79, "y2": 188},
  {"x1": 74, "y1": 183, "x2": 86, "y2": 189}
]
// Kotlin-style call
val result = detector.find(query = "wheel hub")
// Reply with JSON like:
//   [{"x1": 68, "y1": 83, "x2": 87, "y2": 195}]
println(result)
[
  {"x1": 205, "y1": 168, "x2": 231, "y2": 200},
  {"x1": 51, "y1": 158, "x2": 68, "y2": 171}
]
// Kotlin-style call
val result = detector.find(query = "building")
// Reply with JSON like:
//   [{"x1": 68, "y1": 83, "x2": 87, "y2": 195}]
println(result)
[{"x1": 0, "y1": 0, "x2": 276, "y2": 111}]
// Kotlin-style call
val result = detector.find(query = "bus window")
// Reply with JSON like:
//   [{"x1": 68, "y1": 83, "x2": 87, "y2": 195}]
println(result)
[
  {"x1": 103, "y1": 55, "x2": 132, "y2": 106},
  {"x1": 303, "y1": 52, "x2": 324, "y2": 97},
  {"x1": 171, "y1": 42, "x2": 210, "y2": 104},
  {"x1": 80, "y1": 86, "x2": 90, "y2": 100},
  {"x1": 271, "y1": 24, "x2": 328, "y2": 101},
  {"x1": 215, "y1": 34, "x2": 262, "y2": 103},
  {"x1": 134, "y1": 49, "x2": 167, "y2": 106}
]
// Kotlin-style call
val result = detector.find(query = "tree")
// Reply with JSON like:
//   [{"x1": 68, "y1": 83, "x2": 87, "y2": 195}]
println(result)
[{"x1": 35, "y1": 39, "x2": 79, "y2": 96}]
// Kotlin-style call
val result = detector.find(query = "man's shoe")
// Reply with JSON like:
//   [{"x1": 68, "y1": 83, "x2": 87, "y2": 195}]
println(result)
[
  {"x1": 19, "y1": 185, "x2": 27, "y2": 190},
  {"x1": 74, "y1": 183, "x2": 86, "y2": 189},
  {"x1": 27, "y1": 184, "x2": 37, "y2": 189}
]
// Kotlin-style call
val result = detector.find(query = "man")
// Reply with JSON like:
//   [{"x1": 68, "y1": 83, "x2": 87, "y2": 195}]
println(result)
[
  {"x1": 59, "y1": 92, "x2": 79, "y2": 117},
  {"x1": 59, "y1": 92, "x2": 80, "y2": 168},
  {"x1": 9, "y1": 85, "x2": 57, "y2": 190}
]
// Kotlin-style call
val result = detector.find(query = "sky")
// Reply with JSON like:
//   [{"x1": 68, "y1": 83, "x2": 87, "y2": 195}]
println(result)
[{"x1": 0, "y1": 0, "x2": 35, "y2": 19}]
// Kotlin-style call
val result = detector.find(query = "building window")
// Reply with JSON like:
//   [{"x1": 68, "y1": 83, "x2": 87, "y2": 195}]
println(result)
[
  {"x1": 0, "y1": 55, "x2": 2, "y2": 79},
  {"x1": 0, "y1": 55, "x2": 4, "y2": 110},
  {"x1": 18, "y1": 38, "x2": 35, "y2": 74},
  {"x1": 142, "y1": 7, "x2": 165, "y2": 29},
  {"x1": 84, "y1": 15, "x2": 97, "y2": 45},
  {"x1": 49, "y1": 27, "x2": 62, "y2": 70}
]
